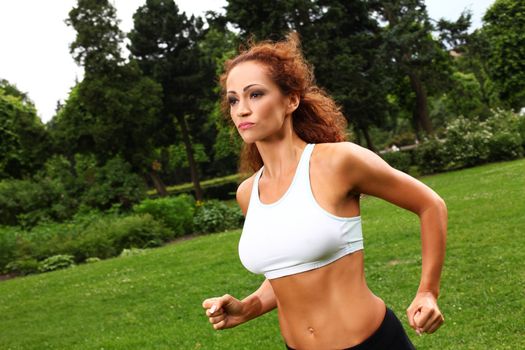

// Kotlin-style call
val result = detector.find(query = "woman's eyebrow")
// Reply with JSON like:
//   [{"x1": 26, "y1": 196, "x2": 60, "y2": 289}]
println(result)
[{"x1": 227, "y1": 83, "x2": 264, "y2": 94}]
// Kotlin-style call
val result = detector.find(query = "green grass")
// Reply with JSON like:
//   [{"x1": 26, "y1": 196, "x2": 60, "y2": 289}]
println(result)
[{"x1": 1, "y1": 159, "x2": 524, "y2": 349}]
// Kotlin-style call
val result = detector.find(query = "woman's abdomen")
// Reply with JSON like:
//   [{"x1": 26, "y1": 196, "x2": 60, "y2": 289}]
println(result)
[{"x1": 270, "y1": 252, "x2": 386, "y2": 350}]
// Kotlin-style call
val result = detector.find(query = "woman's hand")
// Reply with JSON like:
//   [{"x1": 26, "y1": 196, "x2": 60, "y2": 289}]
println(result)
[
  {"x1": 407, "y1": 291, "x2": 444, "y2": 335},
  {"x1": 202, "y1": 294, "x2": 246, "y2": 330}
]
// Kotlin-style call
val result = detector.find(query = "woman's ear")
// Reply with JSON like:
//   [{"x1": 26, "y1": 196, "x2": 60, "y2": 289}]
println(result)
[{"x1": 286, "y1": 93, "x2": 300, "y2": 115}]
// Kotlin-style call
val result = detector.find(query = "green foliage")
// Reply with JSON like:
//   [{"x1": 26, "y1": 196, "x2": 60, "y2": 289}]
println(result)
[
  {"x1": 69, "y1": 214, "x2": 170, "y2": 262},
  {"x1": 482, "y1": 0, "x2": 525, "y2": 110},
  {"x1": 485, "y1": 110, "x2": 525, "y2": 161},
  {"x1": 167, "y1": 143, "x2": 210, "y2": 169},
  {"x1": 0, "y1": 226, "x2": 18, "y2": 272},
  {"x1": 81, "y1": 156, "x2": 147, "y2": 211},
  {"x1": 381, "y1": 151, "x2": 412, "y2": 174},
  {"x1": 444, "y1": 71, "x2": 489, "y2": 119},
  {"x1": 414, "y1": 138, "x2": 448, "y2": 174},
  {"x1": 443, "y1": 116, "x2": 492, "y2": 168},
  {"x1": 0, "y1": 211, "x2": 172, "y2": 274},
  {"x1": 193, "y1": 200, "x2": 244, "y2": 234},
  {"x1": 4, "y1": 258, "x2": 39, "y2": 275},
  {"x1": 0, "y1": 177, "x2": 72, "y2": 228},
  {"x1": 133, "y1": 194, "x2": 195, "y2": 238},
  {"x1": 128, "y1": 0, "x2": 216, "y2": 196},
  {"x1": 415, "y1": 110, "x2": 524, "y2": 173},
  {"x1": 38, "y1": 254, "x2": 75, "y2": 273},
  {"x1": 0, "y1": 86, "x2": 49, "y2": 179},
  {"x1": 66, "y1": 0, "x2": 124, "y2": 75}
]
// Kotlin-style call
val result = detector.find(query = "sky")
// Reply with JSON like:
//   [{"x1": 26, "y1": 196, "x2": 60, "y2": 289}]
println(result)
[{"x1": 0, "y1": 0, "x2": 494, "y2": 124}]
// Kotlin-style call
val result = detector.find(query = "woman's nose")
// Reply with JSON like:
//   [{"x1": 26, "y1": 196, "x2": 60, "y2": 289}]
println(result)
[{"x1": 236, "y1": 99, "x2": 251, "y2": 117}]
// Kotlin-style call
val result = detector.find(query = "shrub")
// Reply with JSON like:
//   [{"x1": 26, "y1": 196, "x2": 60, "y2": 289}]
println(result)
[
  {"x1": 5, "y1": 258, "x2": 39, "y2": 275},
  {"x1": 38, "y1": 254, "x2": 75, "y2": 272},
  {"x1": 443, "y1": 116, "x2": 492, "y2": 168},
  {"x1": 133, "y1": 194, "x2": 195, "y2": 238},
  {"x1": 69, "y1": 214, "x2": 170, "y2": 261},
  {"x1": 193, "y1": 200, "x2": 244, "y2": 234},
  {"x1": 414, "y1": 138, "x2": 448, "y2": 174},
  {"x1": 381, "y1": 151, "x2": 412, "y2": 173},
  {"x1": 484, "y1": 110, "x2": 524, "y2": 161},
  {"x1": 81, "y1": 156, "x2": 147, "y2": 211},
  {"x1": 0, "y1": 179, "x2": 65, "y2": 228},
  {"x1": 0, "y1": 226, "x2": 18, "y2": 272}
]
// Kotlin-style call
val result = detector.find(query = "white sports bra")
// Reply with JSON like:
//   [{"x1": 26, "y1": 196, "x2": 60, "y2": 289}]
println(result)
[{"x1": 238, "y1": 143, "x2": 364, "y2": 279}]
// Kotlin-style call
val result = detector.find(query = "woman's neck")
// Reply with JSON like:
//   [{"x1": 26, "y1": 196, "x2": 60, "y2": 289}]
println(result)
[{"x1": 255, "y1": 133, "x2": 307, "y2": 180}]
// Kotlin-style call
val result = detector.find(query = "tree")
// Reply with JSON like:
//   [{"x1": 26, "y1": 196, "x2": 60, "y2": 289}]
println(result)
[
  {"x1": 225, "y1": 0, "x2": 319, "y2": 41},
  {"x1": 61, "y1": 0, "x2": 164, "y2": 190},
  {"x1": 303, "y1": 0, "x2": 389, "y2": 151},
  {"x1": 375, "y1": 0, "x2": 452, "y2": 136},
  {"x1": 128, "y1": 0, "x2": 216, "y2": 200},
  {"x1": 0, "y1": 81, "x2": 49, "y2": 179},
  {"x1": 481, "y1": 0, "x2": 525, "y2": 111}
]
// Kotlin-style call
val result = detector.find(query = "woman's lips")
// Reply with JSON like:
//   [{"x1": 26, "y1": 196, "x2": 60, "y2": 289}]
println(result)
[{"x1": 238, "y1": 122, "x2": 255, "y2": 130}]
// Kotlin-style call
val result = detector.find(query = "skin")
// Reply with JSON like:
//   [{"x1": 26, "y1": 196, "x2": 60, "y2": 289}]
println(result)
[{"x1": 202, "y1": 61, "x2": 447, "y2": 349}]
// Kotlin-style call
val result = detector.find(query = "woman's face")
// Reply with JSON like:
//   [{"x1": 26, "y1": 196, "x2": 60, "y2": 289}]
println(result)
[{"x1": 226, "y1": 61, "x2": 296, "y2": 144}]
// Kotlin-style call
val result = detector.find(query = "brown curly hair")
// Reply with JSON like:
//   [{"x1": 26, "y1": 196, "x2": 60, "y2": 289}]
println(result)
[{"x1": 220, "y1": 32, "x2": 348, "y2": 173}]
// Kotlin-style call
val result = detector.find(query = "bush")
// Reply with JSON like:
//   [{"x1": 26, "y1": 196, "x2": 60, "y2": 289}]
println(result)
[
  {"x1": 133, "y1": 194, "x2": 195, "y2": 238},
  {"x1": 0, "y1": 178, "x2": 71, "y2": 228},
  {"x1": 484, "y1": 110, "x2": 524, "y2": 161},
  {"x1": 193, "y1": 200, "x2": 244, "y2": 234},
  {"x1": 414, "y1": 138, "x2": 448, "y2": 174},
  {"x1": 0, "y1": 226, "x2": 18, "y2": 272},
  {"x1": 38, "y1": 254, "x2": 75, "y2": 272},
  {"x1": 69, "y1": 214, "x2": 171, "y2": 261},
  {"x1": 81, "y1": 156, "x2": 147, "y2": 211},
  {"x1": 5, "y1": 258, "x2": 39, "y2": 275},
  {"x1": 381, "y1": 151, "x2": 412, "y2": 173},
  {"x1": 443, "y1": 116, "x2": 492, "y2": 168}
]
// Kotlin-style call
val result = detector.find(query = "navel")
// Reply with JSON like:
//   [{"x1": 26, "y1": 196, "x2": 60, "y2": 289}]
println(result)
[{"x1": 307, "y1": 326, "x2": 315, "y2": 335}]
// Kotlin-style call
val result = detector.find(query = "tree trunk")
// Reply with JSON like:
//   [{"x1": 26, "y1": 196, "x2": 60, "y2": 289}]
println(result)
[
  {"x1": 360, "y1": 126, "x2": 377, "y2": 153},
  {"x1": 175, "y1": 114, "x2": 204, "y2": 201},
  {"x1": 408, "y1": 70, "x2": 433, "y2": 135},
  {"x1": 149, "y1": 170, "x2": 168, "y2": 197}
]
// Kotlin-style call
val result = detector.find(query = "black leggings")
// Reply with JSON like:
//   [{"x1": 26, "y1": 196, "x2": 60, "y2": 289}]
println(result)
[{"x1": 285, "y1": 307, "x2": 416, "y2": 350}]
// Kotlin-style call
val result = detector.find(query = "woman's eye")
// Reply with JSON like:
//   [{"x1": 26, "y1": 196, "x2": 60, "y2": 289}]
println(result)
[
  {"x1": 228, "y1": 97, "x2": 238, "y2": 106},
  {"x1": 250, "y1": 91, "x2": 264, "y2": 99}
]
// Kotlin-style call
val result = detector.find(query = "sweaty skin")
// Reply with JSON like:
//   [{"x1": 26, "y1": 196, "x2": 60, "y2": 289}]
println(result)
[{"x1": 202, "y1": 61, "x2": 446, "y2": 349}]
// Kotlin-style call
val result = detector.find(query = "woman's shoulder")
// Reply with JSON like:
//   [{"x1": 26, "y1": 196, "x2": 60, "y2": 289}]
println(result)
[
  {"x1": 313, "y1": 141, "x2": 375, "y2": 168},
  {"x1": 236, "y1": 171, "x2": 258, "y2": 216}
]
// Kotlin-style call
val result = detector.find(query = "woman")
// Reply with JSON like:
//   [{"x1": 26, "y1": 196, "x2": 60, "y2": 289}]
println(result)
[{"x1": 202, "y1": 33, "x2": 446, "y2": 350}]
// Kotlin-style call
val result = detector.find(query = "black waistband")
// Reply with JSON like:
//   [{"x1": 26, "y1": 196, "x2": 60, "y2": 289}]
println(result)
[{"x1": 285, "y1": 307, "x2": 415, "y2": 350}]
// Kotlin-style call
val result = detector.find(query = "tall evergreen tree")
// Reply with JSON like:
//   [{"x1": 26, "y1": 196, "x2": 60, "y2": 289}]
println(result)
[
  {"x1": 60, "y1": 0, "x2": 163, "y2": 188},
  {"x1": 375, "y1": 0, "x2": 452, "y2": 136},
  {"x1": 128, "y1": 0, "x2": 216, "y2": 200}
]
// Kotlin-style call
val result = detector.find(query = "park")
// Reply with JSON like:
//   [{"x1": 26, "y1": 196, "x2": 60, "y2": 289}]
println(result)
[{"x1": 1, "y1": 0, "x2": 524, "y2": 349}]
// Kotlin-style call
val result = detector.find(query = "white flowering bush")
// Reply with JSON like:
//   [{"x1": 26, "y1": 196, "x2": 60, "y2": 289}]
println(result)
[{"x1": 416, "y1": 109, "x2": 524, "y2": 174}]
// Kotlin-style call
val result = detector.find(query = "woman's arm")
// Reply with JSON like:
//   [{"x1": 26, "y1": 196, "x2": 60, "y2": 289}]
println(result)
[
  {"x1": 340, "y1": 142, "x2": 447, "y2": 334},
  {"x1": 202, "y1": 279, "x2": 277, "y2": 330},
  {"x1": 202, "y1": 176, "x2": 277, "y2": 330}
]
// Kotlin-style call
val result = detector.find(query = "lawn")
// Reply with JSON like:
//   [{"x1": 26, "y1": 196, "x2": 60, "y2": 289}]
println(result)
[{"x1": 0, "y1": 159, "x2": 524, "y2": 349}]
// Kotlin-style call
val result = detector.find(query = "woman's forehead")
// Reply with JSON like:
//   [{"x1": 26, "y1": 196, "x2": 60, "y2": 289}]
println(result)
[{"x1": 226, "y1": 61, "x2": 272, "y2": 91}]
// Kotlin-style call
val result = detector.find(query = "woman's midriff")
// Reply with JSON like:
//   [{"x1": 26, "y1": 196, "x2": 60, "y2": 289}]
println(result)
[{"x1": 269, "y1": 251, "x2": 386, "y2": 350}]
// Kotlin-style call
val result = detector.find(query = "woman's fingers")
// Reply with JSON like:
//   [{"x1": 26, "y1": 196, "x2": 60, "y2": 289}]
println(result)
[
  {"x1": 208, "y1": 313, "x2": 226, "y2": 325},
  {"x1": 412, "y1": 306, "x2": 444, "y2": 334},
  {"x1": 423, "y1": 313, "x2": 444, "y2": 333}
]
